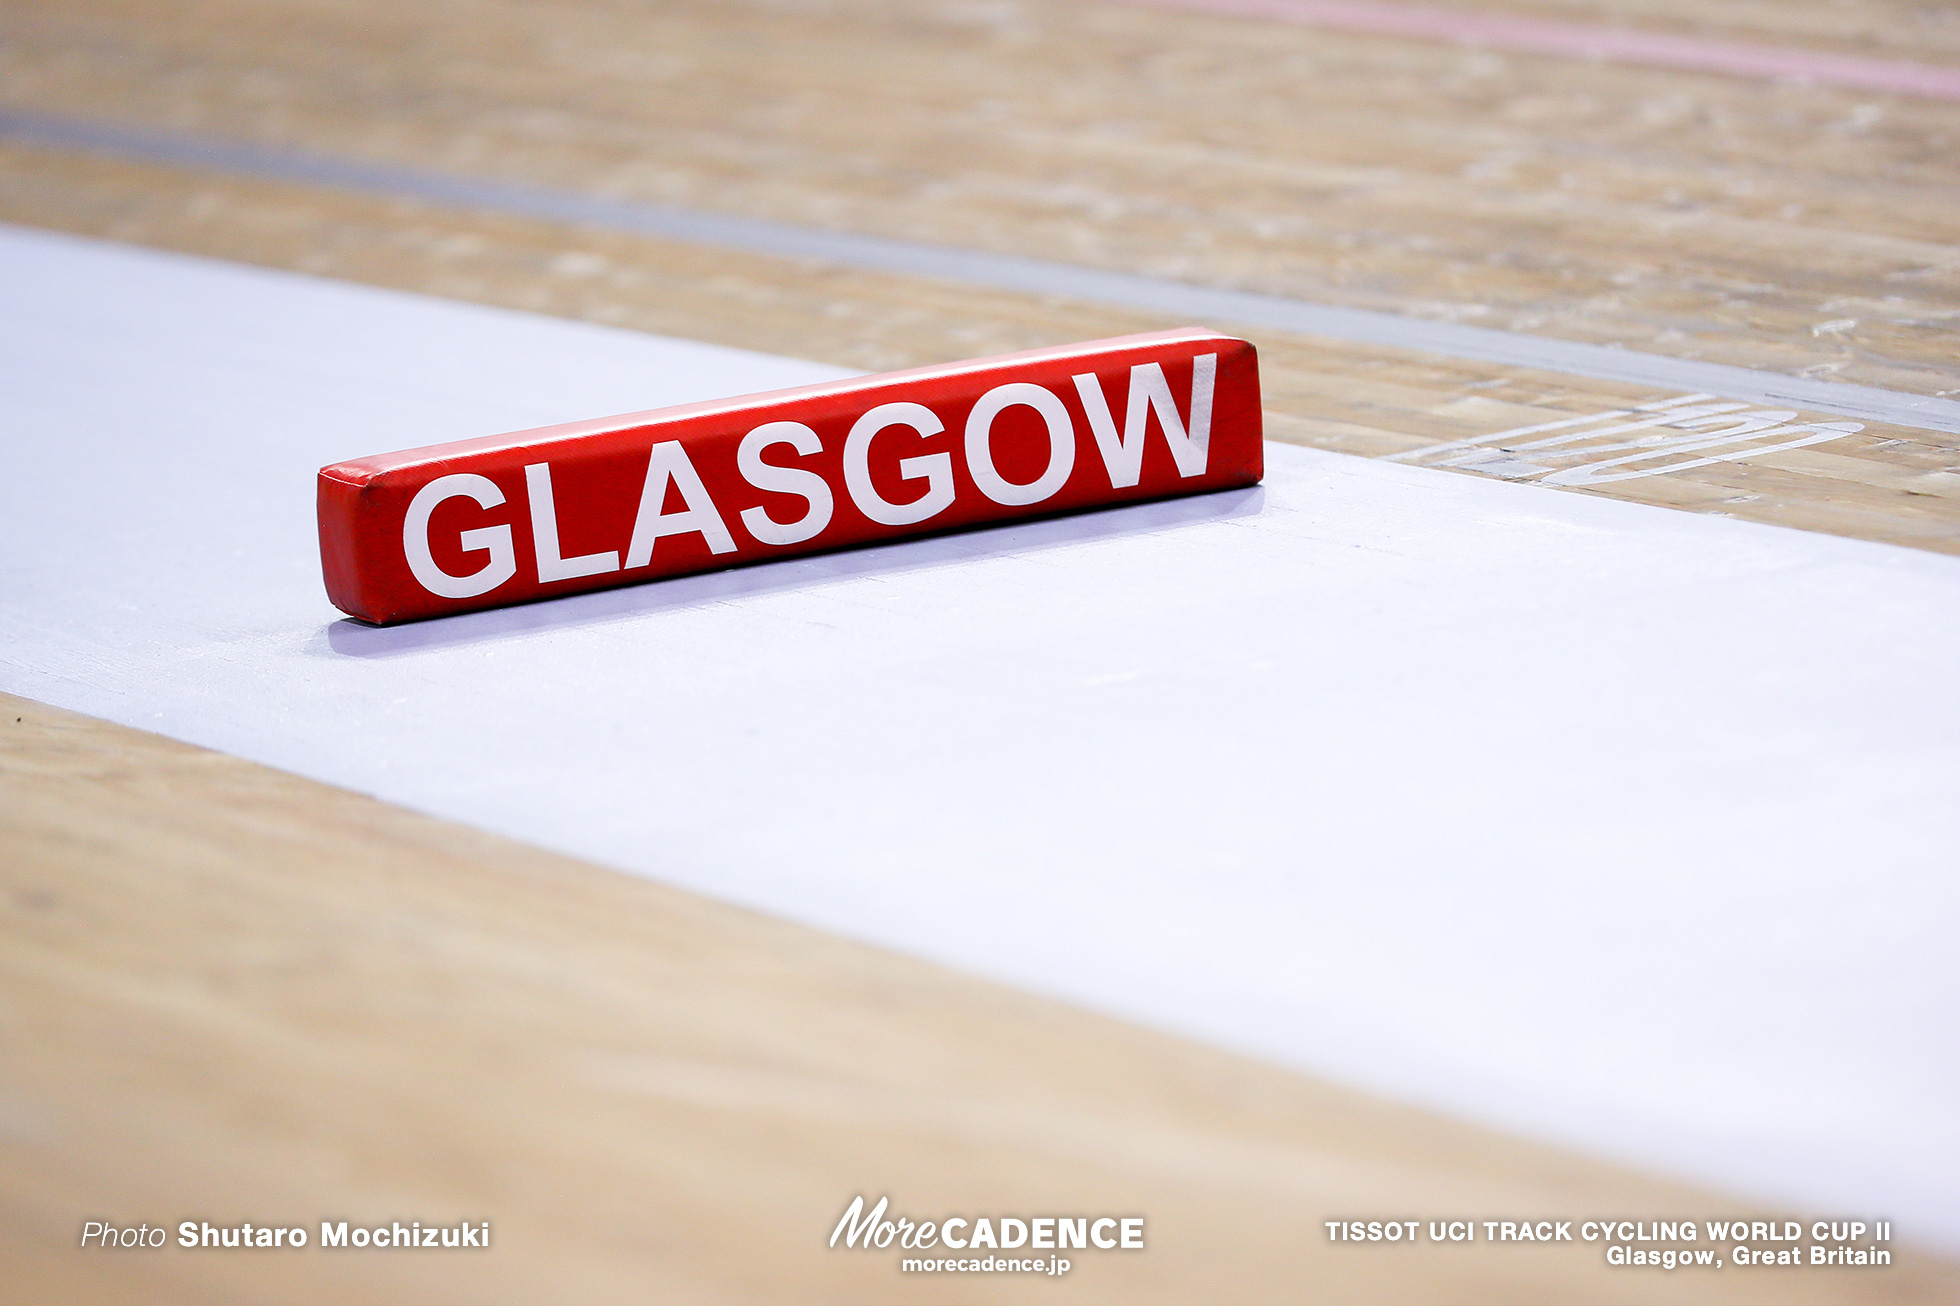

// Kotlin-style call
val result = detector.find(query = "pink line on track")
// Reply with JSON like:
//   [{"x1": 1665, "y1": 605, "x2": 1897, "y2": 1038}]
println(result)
[{"x1": 1134, "y1": 0, "x2": 1960, "y2": 102}]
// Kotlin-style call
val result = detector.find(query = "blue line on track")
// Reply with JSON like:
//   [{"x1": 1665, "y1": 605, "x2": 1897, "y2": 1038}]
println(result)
[{"x1": 5, "y1": 108, "x2": 1957, "y2": 436}]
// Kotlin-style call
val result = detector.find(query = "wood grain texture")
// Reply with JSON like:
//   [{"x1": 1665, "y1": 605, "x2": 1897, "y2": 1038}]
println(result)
[
  {"x1": 1, "y1": 0, "x2": 1956, "y2": 392},
  {"x1": 1338, "y1": 0, "x2": 1960, "y2": 62},
  {"x1": 2, "y1": 0, "x2": 1956, "y2": 550},
  {"x1": 2, "y1": 4, "x2": 1958, "y2": 1298},
  {"x1": 2, "y1": 138, "x2": 1955, "y2": 551},
  {"x1": 5, "y1": 692, "x2": 1956, "y2": 1303}
]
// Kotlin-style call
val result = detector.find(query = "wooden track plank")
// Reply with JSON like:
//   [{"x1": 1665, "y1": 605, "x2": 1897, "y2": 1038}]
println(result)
[
  {"x1": 1130, "y1": 0, "x2": 1960, "y2": 101},
  {"x1": 1342, "y1": 0, "x2": 1960, "y2": 62},
  {"x1": 2, "y1": 141, "x2": 1953, "y2": 551},
  {"x1": 1, "y1": 0, "x2": 1955, "y2": 397},
  {"x1": 6, "y1": 692, "x2": 1956, "y2": 1303},
  {"x1": 2, "y1": 4, "x2": 1958, "y2": 1296}
]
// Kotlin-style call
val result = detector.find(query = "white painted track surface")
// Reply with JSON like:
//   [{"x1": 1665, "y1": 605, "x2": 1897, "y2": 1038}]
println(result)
[{"x1": 3, "y1": 225, "x2": 1957, "y2": 1239}]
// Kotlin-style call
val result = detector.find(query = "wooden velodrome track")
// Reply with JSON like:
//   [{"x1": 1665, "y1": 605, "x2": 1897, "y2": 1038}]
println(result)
[{"x1": 2, "y1": 0, "x2": 1958, "y2": 1302}]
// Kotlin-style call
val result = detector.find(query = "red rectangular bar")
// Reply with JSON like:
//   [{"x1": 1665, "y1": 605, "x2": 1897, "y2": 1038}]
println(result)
[{"x1": 318, "y1": 328, "x2": 1263, "y2": 624}]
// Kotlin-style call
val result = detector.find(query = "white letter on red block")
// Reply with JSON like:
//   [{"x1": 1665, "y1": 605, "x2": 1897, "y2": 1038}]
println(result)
[
  {"x1": 737, "y1": 421, "x2": 833, "y2": 547},
  {"x1": 525, "y1": 462, "x2": 620, "y2": 581},
  {"x1": 625, "y1": 441, "x2": 737, "y2": 567},
  {"x1": 965, "y1": 382, "x2": 1075, "y2": 507},
  {"x1": 402, "y1": 473, "x2": 517, "y2": 599},
  {"x1": 844, "y1": 402, "x2": 953, "y2": 526},
  {"x1": 1072, "y1": 354, "x2": 1216, "y2": 487},
  {"x1": 321, "y1": 330, "x2": 1260, "y2": 623}
]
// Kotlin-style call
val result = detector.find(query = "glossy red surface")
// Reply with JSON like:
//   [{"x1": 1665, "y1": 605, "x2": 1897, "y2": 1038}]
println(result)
[{"x1": 318, "y1": 329, "x2": 1263, "y2": 624}]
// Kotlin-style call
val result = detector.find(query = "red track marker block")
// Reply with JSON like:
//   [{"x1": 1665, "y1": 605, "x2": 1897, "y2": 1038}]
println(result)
[{"x1": 318, "y1": 328, "x2": 1263, "y2": 624}]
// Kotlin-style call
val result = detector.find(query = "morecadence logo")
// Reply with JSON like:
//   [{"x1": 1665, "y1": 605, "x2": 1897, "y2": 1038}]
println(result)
[{"x1": 829, "y1": 1195, "x2": 1144, "y2": 1277}]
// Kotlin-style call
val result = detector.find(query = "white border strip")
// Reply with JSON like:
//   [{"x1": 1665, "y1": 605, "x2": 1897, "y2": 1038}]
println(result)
[{"x1": 6, "y1": 109, "x2": 1958, "y2": 436}]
